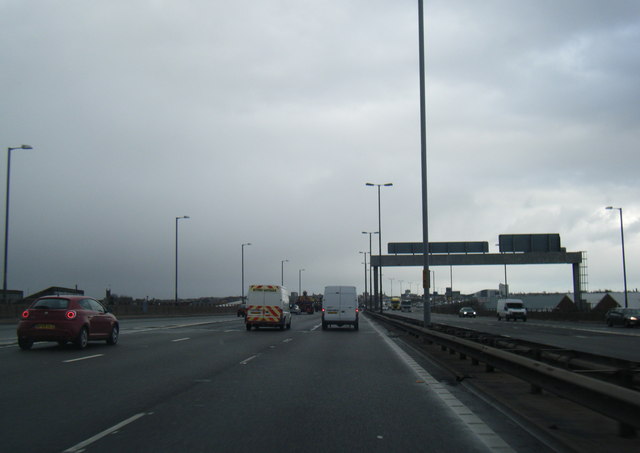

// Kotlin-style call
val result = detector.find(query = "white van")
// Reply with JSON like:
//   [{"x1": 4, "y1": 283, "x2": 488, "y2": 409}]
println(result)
[
  {"x1": 496, "y1": 298, "x2": 527, "y2": 322},
  {"x1": 322, "y1": 286, "x2": 359, "y2": 330},
  {"x1": 245, "y1": 285, "x2": 291, "y2": 330}
]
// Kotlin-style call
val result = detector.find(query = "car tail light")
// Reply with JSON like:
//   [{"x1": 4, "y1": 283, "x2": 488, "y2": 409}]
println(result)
[
  {"x1": 356, "y1": 308, "x2": 359, "y2": 313},
  {"x1": 66, "y1": 310, "x2": 77, "y2": 320},
  {"x1": 21, "y1": 310, "x2": 29, "y2": 319},
  {"x1": 322, "y1": 308, "x2": 325, "y2": 312}
]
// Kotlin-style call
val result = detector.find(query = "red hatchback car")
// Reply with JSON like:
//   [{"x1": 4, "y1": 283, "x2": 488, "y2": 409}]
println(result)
[{"x1": 17, "y1": 296, "x2": 119, "y2": 350}]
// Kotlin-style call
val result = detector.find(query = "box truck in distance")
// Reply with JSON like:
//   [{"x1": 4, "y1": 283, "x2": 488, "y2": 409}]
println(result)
[
  {"x1": 322, "y1": 286, "x2": 359, "y2": 330},
  {"x1": 245, "y1": 285, "x2": 291, "y2": 330}
]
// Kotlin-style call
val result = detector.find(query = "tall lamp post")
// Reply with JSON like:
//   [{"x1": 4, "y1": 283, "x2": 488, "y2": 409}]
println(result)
[
  {"x1": 606, "y1": 206, "x2": 628, "y2": 308},
  {"x1": 366, "y1": 182, "x2": 393, "y2": 313},
  {"x1": 3, "y1": 145, "x2": 33, "y2": 303},
  {"x1": 430, "y1": 270, "x2": 436, "y2": 304},
  {"x1": 298, "y1": 268, "x2": 305, "y2": 296},
  {"x1": 495, "y1": 242, "x2": 508, "y2": 298},
  {"x1": 241, "y1": 242, "x2": 251, "y2": 303},
  {"x1": 418, "y1": 0, "x2": 431, "y2": 326},
  {"x1": 281, "y1": 259, "x2": 288, "y2": 286},
  {"x1": 175, "y1": 216, "x2": 190, "y2": 303},
  {"x1": 362, "y1": 231, "x2": 379, "y2": 310},
  {"x1": 359, "y1": 251, "x2": 368, "y2": 306}
]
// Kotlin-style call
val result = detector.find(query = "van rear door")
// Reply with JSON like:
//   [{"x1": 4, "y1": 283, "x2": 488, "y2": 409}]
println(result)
[
  {"x1": 324, "y1": 286, "x2": 356, "y2": 322},
  {"x1": 338, "y1": 288, "x2": 357, "y2": 322},
  {"x1": 323, "y1": 287, "x2": 340, "y2": 321},
  {"x1": 246, "y1": 285, "x2": 284, "y2": 325}
]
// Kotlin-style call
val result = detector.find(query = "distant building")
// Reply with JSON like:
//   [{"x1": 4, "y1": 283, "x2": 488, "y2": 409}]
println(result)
[
  {"x1": 574, "y1": 291, "x2": 640, "y2": 310},
  {"x1": 473, "y1": 289, "x2": 501, "y2": 307},
  {"x1": 482, "y1": 291, "x2": 640, "y2": 312},
  {"x1": 0, "y1": 289, "x2": 24, "y2": 303},
  {"x1": 512, "y1": 294, "x2": 571, "y2": 311},
  {"x1": 25, "y1": 286, "x2": 84, "y2": 301}
]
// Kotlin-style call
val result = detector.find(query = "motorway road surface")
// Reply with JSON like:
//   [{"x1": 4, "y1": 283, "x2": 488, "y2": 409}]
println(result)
[
  {"x1": 399, "y1": 311, "x2": 640, "y2": 362},
  {"x1": 0, "y1": 314, "x2": 566, "y2": 453}
]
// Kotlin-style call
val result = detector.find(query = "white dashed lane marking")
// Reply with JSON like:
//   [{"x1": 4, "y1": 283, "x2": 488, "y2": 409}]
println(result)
[{"x1": 63, "y1": 354, "x2": 104, "y2": 363}]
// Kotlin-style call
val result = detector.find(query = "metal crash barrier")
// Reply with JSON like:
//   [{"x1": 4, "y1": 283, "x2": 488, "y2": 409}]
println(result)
[{"x1": 368, "y1": 312, "x2": 640, "y2": 438}]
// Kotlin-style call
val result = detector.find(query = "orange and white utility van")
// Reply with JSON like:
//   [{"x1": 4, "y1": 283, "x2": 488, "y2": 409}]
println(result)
[{"x1": 245, "y1": 285, "x2": 291, "y2": 331}]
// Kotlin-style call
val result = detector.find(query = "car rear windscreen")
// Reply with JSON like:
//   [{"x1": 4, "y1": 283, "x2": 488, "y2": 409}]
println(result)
[{"x1": 32, "y1": 299, "x2": 69, "y2": 309}]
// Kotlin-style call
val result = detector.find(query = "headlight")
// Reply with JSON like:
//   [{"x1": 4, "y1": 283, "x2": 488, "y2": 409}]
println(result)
[{"x1": 630, "y1": 316, "x2": 638, "y2": 321}]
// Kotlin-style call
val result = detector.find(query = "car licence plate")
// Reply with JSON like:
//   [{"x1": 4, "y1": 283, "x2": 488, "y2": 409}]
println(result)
[
  {"x1": 35, "y1": 323, "x2": 55, "y2": 329},
  {"x1": 328, "y1": 311, "x2": 338, "y2": 314}
]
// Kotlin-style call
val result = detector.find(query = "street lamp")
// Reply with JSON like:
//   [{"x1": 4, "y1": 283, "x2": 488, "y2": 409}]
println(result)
[
  {"x1": 298, "y1": 268, "x2": 305, "y2": 296},
  {"x1": 241, "y1": 243, "x2": 252, "y2": 303},
  {"x1": 606, "y1": 206, "x2": 628, "y2": 308},
  {"x1": 281, "y1": 259, "x2": 288, "y2": 286},
  {"x1": 418, "y1": 0, "x2": 431, "y2": 327},
  {"x1": 362, "y1": 231, "x2": 379, "y2": 310},
  {"x1": 175, "y1": 216, "x2": 190, "y2": 303},
  {"x1": 3, "y1": 145, "x2": 33, "y2": 303},
  {"x1": 366, "y1": 182, "x2": 393, "y2": 314},
  {"x1": 495, "y1": 242, "x2": 508, "y2": 298},
  {"x1": 430, "y1": 270, "x2": 436, "y2": 304},
  {"x1": 359, "y1": 251, "x2": 368, "y2": 306}
]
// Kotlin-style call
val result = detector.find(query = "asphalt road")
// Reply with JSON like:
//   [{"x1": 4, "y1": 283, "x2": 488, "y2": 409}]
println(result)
[
  {"x1": 399, "y1": 311, "x2": 640, "y2": 361},
  {"x1": 0, "y1": 313, "x2": 565, "y2": 453}
]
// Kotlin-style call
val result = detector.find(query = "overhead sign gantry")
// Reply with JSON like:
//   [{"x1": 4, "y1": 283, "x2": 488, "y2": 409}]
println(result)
[{"x1": 370, "y1": 234, "x2": 585, "y2": 310}]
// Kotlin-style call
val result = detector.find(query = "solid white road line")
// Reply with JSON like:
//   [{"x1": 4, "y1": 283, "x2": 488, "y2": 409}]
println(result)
[
  {"x1": 62, "y1": 412, "x2": 148, "y2": 452},
  {"x1": 63, "y1": 354, "x2": 104, "y2": 363},
  {"x1": 171, "y1": 337, "x2": 190, "y2": 342}
]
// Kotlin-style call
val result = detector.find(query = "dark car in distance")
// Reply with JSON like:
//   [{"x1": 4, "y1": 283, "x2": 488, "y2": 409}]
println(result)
[
  {"x1": 17, "y1": 296, "x2": 119, "y2": 350},
  {"x1": 458, "y1": 307, "x2": 477, "y2": 318},
  {"x1": 605, "y1": 308, "x2": 640, "y2": 328}
]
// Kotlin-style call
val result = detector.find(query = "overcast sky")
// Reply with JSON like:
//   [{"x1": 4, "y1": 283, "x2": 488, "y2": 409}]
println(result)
[{"x1": 2, "y1": 0, "x2": 639, "y2": 300}]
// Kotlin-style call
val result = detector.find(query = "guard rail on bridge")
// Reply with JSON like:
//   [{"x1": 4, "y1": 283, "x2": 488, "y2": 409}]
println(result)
[{"x1": 367, "y1": 311, "x2": 640, "y2": 438}]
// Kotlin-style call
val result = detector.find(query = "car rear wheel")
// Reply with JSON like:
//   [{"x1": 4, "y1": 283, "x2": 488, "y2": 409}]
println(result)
[
  {"x1": 107, "y1": 325, "x2": 119, "y2": 345},
  {"x1": 18, "y1": 338, "x2": 33, "y2": 350},
  {"x1": 75, "y1": 327, "x2": 89, "y2": 349}
]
